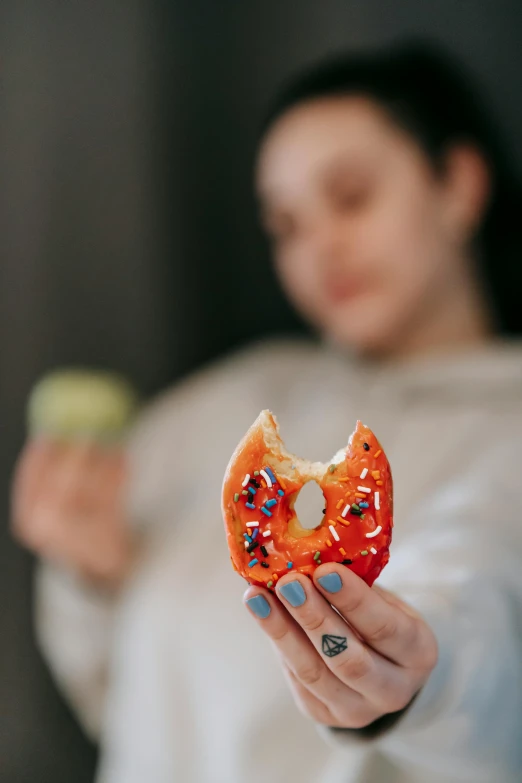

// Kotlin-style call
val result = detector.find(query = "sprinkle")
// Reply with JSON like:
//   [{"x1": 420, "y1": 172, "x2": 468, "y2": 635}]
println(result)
[
  {"x1": 374, "y1": 449, "x2": 382, "y2": 458},
  {"x1": 277, "y1": 489, "x2": 285, "y2": 497},
  {"x1": 329, "y1": 525, "x2": 340, "y2": 541},
  {"x1": 342, "y1": 559, "x2": 353, "y2": 565},
  {"x1": 260, "y1": 545, "x2": 269, "y2": 557},
  {"x1": 363, "y1": 442, "x2": 370, "y2": 451},
  {"x1": 375, "y1": 492, "x2": 380, "y2": 510},
  {"x1": 328, "y1": 518, "x2": 337, "y2": 526},
  {"x1": 261, "y1": 507, "x2": 272, "y2": 517},
  {"x1": 359, "y1": 502, "x2": 369, "y2": 508},
  {"x1": 339, "y1": 547, "x2": 346, "y2": 556},
  {"x1": 242, "y1": 474, "x2": 251, "y2": 487},
  {"x1": 234, "y1": 493, "x2": 240, "y2": 502},
  {"x1": 264, "y1": 466, "x2": 277, "y2": 485},
  {"x1": 247, "y1": 541, "x2": 259, "y2": 553},
  {"x1": 328, "y1": 464, "x2": 336, "y2": 473},
  {"x1": 246, "y1": 502, "x2": 256, "y2": 509},
  {"x1": 261, "y1": 562, "x2": 269, "y2": 568},
  {"x1": 341, "y1": 504, "x2": 351, "y2": 518},
  {"x1": 244, "y1": 541, "x2": 249, "y2": 548},
  {"x1": 267, "y1": 580, "x2": 274, "y2": 588},
  {"x1": 371, "y1": 470, "x2": 380, "y2": 480},
  {"x1": 247, "y1": 486, "x2": 257, "y2": 495},
  {"x1": 355, "y1": 492, "x2": 366, "y2": 499},
  {"x1": 291, "y1": 464, "x2": 296, "y2": 470},
  {"x1": 254, "y1": 471, "x2": 260, "y2": 476},
  {"x1": 338, "y1": 477, "x2": 351, "y2": 482},
  {"x1": 272, "y1": 573, "x2": 279, "y2": 582},
  {"x1": 260, "y1": 469, "x2": 273, "y2": 488},
  {"x1": 251, "y1": 528, "x2": 259, "y2": 540},
  {"x1": 241, "y1": 490, "x2": 248, "y2": 496},
  {"x1": 336, "y1": 499, "x2": 344, "y2": 509},
  {"x1": 351, "y1": 503, "x2": 361, "y2": 512},
  {"x1": 360, "y1": 468, "x2": 368, "y2": 479},
  {"x1": 248, "y1": 558, "x2": 259, "y2": 567},
  {"x1": 276, "y1": 475, "x2": 287, "y2": 490},
  {"x1": 370, "y1": 547, "x2": 377, "y2": 555},
  {"x1": 337, "y1": 515, "x2": 350, "y2": 526},
  {"x1": 249, "y1": 477, "x2": 260, "y2": 486},
  {"x1": 261, "y1": 480, "x2": 267, "y2": 488},
  {"x1": 322, "y1": 508, "x2": 327, "y2": 514},
  {"x1": 313, "y1": 551, "x2": 321, "y2": 561},
  {"x1": 365, "y1": 525, "x2": 382, "y2": 538},
  {"x1": 287, "y1": 562, "x2": 293, "y2": 569},
  {"x1": 262, "y1": 529, "x2": 271, "y2": 538},
  {"x1": 326, "y1": 539, "x2": 332, "y2": 547},
  {"x1": 357, "y1": 486, "x2": 371, "y2": 493},
  {"x1": 266, "y1": 499, "x2": 277, "y2": 508},
  {"x1": 361, "y1": 550, "x2": 369, "y2": 556},
  {"x1": 376, "y1": 480, "x2": 383, "y2": 486},
  {"x1": 246, "y1": 521, "x2": 259, "y2": 528},
  {"x1": 243, "y1": 533, "x2": 252, "y2": 542}
]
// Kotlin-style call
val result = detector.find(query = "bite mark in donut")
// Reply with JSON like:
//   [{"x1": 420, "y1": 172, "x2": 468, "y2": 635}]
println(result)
[{"x1": 222, "y1": 410, "x2": 393, "y2": 590}]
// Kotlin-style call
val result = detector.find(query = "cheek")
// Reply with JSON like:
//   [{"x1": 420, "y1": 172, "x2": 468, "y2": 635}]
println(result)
[{"x1": 275, "y1": 246, "x2": 325, "y2": 320}]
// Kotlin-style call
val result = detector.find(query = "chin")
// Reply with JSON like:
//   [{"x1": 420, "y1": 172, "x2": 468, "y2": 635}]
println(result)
[{"x1": 322, "y1": 305, "x2": 400, "y2": 356}]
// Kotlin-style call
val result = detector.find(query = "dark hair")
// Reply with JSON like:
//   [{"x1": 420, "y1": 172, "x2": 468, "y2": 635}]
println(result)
[{"x1": 262, "y1": 41, "x2": 522, "y2": 334}]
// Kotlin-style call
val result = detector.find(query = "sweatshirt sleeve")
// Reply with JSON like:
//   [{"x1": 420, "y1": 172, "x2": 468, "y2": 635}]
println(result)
[{"x1": 317, "y1": 475, "x2": 522, "y2": 782}]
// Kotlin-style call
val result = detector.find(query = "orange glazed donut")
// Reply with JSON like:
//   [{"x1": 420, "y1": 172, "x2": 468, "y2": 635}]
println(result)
[{"x1": 222, "y1": 410, "x2": 393, "y2": 590}]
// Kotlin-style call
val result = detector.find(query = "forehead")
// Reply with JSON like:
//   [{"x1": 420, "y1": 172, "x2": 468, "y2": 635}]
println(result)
[{"x1": 256, "y1": 96, "x2": 412, "y2": 202}]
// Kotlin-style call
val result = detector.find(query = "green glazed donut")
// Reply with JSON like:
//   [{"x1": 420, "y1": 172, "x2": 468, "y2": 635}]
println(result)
[{"x1": 27, "y1": 369, "x2": 139, "y2": 441}]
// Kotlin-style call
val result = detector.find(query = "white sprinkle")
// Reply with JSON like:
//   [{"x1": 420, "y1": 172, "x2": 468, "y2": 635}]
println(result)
[
  {"x1": 329, "y1": 525, "x2": 340, "y2": 542},
  {"x1": 244, "y1": 541, "x2": 249, "y2": 548},
  {"x1": 260, "y1": 469, "x2": 273, "y2": 488},
  {"x1": 242, "y1": 473, "x2": 250, "y2": 487},
  {"x1": 360, "y1": 468, "x2": 368, "y2": 479},
  {"x1": 357, "y1": 486, "x2": 371, "y2": 493},
  {"x1": 341, "y1": 504, "x2": 350, "y2": 518},
  {"x1": 375, "y1": 491, "x2": 380, "y2": 510},
  {"x1": 245, "y1": 521, "x2": 259, "y2": 528},
  {"x1": 365, "y1": 525, "x2": 382, "y2": 539},
  {"x1": 370, "y1": 547, "x2": 377, "y2": 555},
  {"x1": 262, "y1": 529, "x2": 271, "y2": 537}
]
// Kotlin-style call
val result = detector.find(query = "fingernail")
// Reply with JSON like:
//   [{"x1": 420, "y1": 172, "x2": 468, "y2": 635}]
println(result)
[
  {"x1": 246, "y1": 595, "x2": 271, "y2": 619},
  {"x1": 279, "y1": 581, "x2": 306, "y2": 607},
  {"x1": 317, "y1": 572, "x2": 343, "y2": 593}
]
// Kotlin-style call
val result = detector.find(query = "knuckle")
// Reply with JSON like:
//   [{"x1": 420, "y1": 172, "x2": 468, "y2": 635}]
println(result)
[
  {"x1": 302, "y1": 612, "x2": 327, "y2": 633},
  {"x1": 367, "y1": 617, "x2": 398, "y2": 645},
  {"x1": 336, "y1": 650, "x2": 371, "y2": 683},
  {"x1": 340, "y1": 591, "x2": 365, "y2": 615},
  {"x1": 294, "y1": 662, "x2": 324, "y2": 687}
]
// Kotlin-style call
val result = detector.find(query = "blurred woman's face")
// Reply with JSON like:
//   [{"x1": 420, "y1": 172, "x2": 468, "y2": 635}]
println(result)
[{"x1": 256, "y1": 97, "x2": 478, "y2": 355}]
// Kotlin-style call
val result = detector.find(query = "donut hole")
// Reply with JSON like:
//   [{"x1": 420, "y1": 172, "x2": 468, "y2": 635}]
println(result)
[{"x1": 292, "y1": 479, "x2": 325, "y2": 532}]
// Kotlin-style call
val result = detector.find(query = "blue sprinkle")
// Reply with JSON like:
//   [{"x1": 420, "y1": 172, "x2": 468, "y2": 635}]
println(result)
[
  {"x1": 248, "y1": 486, "x2": 257, "y2": 495},
  {"x1": 251, "y1": 527, "x2": 259, "y2": 539},
  {"x1": 246, "y1": 502, "x2": 255, "y2": 509},
  {"x1": 359, "y1": 502, "x2": 369, "y2": 508},
  {"x1": 248, "y1": 558, "x2": 259, "y2": 567},
  {"x1": 261, "y1": 507, "x2": 272, "y2": 517},
  {"x1": 291, "y1": 464, "x2": 296, "y2": 470},
  {"x1": 266, "y1": 499, "x2": 277, "y2": 508},
  {"x1": 243, "y1": 533, "x2": 252, "y2": 542},
  {"x1": 277, "y1": 489, "x2": 284, "y2": 496},
  {"x1": 287, "y1": 561, "x2": 293, "y2": 569},
  {"x1": 264, "y1": 466, "x2": 277, "y2": 484}
]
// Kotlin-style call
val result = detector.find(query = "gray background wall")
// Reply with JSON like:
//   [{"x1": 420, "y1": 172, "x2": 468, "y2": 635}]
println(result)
[{"x1": 1, "y1": 2, "x2": 521, "y2": 780}]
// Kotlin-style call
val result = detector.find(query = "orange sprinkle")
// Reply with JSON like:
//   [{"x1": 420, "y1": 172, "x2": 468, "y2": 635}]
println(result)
[
  {"x1": 328, "y1": 518, "x2": 337, "y2": 526},
  {"x1": 336, "y1": 499, "x2": 344, "y2": 509},
  {"x1": 355, "y1": 492, "x2": 366, "y2": 499},
  {"x1": 276, "y1": 475, "x2": 287, "y2": 490},
  {"x1": 374, "y1": 449, "x2": 382, "y2": 458},
  {"x1": 338, "y1": 476, "x2": 351, "y2": 482},
  {"x1": 337, "y1": 516, "x2": 350, "y2": 526},
  {"x1": 261, "y1": 479, "x2": 267, "y2": 488},
  {"x1": 272, "y1": 573, "x2": 279, "y2": 582},
  {"x1": 339, "y1": 547, "x2": 347, "y2": 556},
  {"x1": 376, "y1": 480, "x2": 384, "y2": 486},
  {"x1": 371, "y1": 470, "x2": 380, "y2": 480},
  {"x1": 326, "y1": 539, "x2": 332, "y2": 547}
]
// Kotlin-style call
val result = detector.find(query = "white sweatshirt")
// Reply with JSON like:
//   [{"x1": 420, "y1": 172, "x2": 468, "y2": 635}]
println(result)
[{"x1": 36, "y1": 338, "x2": 522, "y2": 783}]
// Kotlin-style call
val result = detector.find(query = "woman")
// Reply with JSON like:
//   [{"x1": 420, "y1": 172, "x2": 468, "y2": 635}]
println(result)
[{"x1": 12, "y1": 42, "x2": 522, "y2": 782}]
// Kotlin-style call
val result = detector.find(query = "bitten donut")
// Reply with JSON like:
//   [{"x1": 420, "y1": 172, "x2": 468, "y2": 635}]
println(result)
[{"x1": 222, "y1": 410, "x2": 392, "y2": 590}]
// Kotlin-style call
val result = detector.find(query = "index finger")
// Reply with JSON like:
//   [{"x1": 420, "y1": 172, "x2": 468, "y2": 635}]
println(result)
[{"x1": 313, "y1": 565, "x2": 434, "y2": 668}]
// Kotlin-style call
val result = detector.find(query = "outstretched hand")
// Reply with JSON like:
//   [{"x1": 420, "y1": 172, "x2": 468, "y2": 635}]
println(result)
[{"x1": 244, "y1": 565, "x2": 437, "y2": 729}]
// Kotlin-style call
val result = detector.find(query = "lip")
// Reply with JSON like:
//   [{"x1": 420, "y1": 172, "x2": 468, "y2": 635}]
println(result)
[{"x1": 324, "y1": 278, "x2": 369, "y2": 304}]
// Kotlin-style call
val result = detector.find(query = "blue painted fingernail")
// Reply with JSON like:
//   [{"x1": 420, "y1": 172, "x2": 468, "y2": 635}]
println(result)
[
  {"x1": 246, "y1": 595, "x2": 271, "y2": 619},
  {"x1": 279, "y1": 581, "x2": 306, "y2": 607},
  {"x1": 317, "y1": 572, "x2": 343, "y2": 593}
]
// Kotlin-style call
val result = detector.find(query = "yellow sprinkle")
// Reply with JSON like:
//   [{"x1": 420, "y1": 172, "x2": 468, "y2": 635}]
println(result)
[
  {"x1": 336, "y1": 499, "x2": 343, "y2": 509},
  {"x1": 326, "y1": 539, "x2": 332, "y2": 547},
  {"x1": 339, "y1": 547, "x2": 347, "y2": 556},
  {"x1": 374, "y1": 449, "x2": 382, "y2": 458},
  {"x1": 276, "y1": 474, "x2": 287, "y2": 490},
  {"x1": 371, "y1": 470, "x2": 380, "y2": 480},
  {"x1": 376, "y1": 480, "x2": 384, "y2": 486},
  {"x1": 328, "y1": 518, "x2": 337, "y2": 526},
  {"x1": 337, "y1": 515, "x2": 350, "y2": 526},
  {"x1": 272, "y1": 573, "x2": 278, "y2": 581}
]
